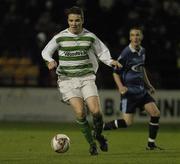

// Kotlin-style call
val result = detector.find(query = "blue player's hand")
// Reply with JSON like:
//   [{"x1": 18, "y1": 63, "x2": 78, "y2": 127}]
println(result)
[{"x1": 118, "y1": 86, "x2": 128, "y2": 95}]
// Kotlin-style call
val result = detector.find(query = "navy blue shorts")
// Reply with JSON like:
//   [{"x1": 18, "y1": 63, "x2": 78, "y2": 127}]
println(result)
[{"x1": 120, "y1": 92, "x2": 155, "y2": 114}]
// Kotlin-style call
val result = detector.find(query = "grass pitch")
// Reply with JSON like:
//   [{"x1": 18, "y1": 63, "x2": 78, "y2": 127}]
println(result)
[{"x1": 0, "y1": 122, "x2": 179, "y2": 164}]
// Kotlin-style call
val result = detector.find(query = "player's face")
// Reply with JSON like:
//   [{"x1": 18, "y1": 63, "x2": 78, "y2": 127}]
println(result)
[
  {"x1": 129, "y1": 29, "x2": 143, "y2": 49},
  {"x1": 68, "y1": 14, "x2": 83, "y2": 34}
]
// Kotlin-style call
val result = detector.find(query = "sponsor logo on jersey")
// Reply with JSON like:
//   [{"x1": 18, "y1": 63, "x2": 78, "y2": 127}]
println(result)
[{"x1": 64, "y1": 51, "x2": 87, "y2": 56}]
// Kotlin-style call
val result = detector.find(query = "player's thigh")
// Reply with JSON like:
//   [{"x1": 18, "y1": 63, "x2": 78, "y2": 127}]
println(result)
[
  {"x1": 144, "y1": 102, "x2": 160, "y2": 117},
  {"x1": 81, "y1": 79, "x2": 98, "y2": 99},
  {"x1": 122, "y1": 113, "x2": 134, "y2": 126},
  {"x1": 82, "y1": 80, "x2": 100, "y2": 114},
  {"x1": 69, "y1": 97, "x2": 85, "y2": 118},
  {"x1": 85, "y1": 96, "x2": 101, "y2": 114},
  {"x1": 57, "y1": 79, "x2": 82, "y2": 102}
]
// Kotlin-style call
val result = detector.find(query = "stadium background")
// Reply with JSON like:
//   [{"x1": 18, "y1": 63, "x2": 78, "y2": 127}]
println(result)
[
  {"x1": 0, "y1": 0, "x2": 179, "y2": 122},
  {"x1": 0, "y1": 0, "x2": 180, "y2": 89},
  {"x1": 0, "y1": 1, "x2": 180, "y2": 163}
]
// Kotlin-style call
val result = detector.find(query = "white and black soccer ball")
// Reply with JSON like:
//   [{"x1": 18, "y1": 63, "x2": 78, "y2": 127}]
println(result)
[{"x1": 51, "y1": 134, "x2": 70, "y2": 153}]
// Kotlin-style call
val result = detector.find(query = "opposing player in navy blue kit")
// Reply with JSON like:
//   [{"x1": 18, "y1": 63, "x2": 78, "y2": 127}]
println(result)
[{"x1": 103, "y1": 27, "x2": 163, "y2": 150}]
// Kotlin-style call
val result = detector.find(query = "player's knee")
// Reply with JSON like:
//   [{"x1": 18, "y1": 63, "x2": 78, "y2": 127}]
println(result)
[
  {"x1": 124, "y1": 119, "x2": 133, "y2": 127},
  {"x1": 75, "y1": 111, "x2": 86, "y2": 119},
  {"x1": 126, "y1": 122, "x2": 133, "y2": 127},
  {"x1": 90, "y1": 107, "x2": 101, "y2": 115},
  {"x1": 156, "y1": 110, "x2": 160, "y2": 117},
  {"x1": 151, "y1": 109, "x2": 160, "y2": 117}
]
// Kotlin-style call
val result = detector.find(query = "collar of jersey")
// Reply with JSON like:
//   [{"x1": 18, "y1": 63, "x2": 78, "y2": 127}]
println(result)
[{"x1": 129, "y1": 44, "x2": 143, "y2": 56}]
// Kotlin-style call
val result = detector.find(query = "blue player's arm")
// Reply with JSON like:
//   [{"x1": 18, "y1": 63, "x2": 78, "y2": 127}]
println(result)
[
  {"x1": 143, "y1": 68, "x2": 155, "y2": 94},
  {"x1": 113, "y1": 72, "x2": 128, "y2": 95},
  {"x1": 113, "y1": 48, "x2": 129, "y2": 95}
]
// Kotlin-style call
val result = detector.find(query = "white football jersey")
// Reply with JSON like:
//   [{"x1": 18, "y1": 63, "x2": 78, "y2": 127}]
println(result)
[{"x1": 42, "y1": 28, "x2": 113, "y2": 77}]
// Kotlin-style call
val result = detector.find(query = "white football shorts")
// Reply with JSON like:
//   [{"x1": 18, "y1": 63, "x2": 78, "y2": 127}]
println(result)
[{"x1": 57, "y1": 74, "x2": 98, "y2": 102}]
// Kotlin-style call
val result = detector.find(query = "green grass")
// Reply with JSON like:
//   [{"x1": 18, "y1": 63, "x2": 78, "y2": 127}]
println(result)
[{"x1": 0, "y1": 122, "x2": 179, "y2": 164}]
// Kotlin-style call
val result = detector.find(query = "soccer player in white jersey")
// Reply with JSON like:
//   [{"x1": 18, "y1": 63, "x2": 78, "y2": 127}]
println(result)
[{"x1": 42, "y1": 6, "x2": 121, "y2": 155}]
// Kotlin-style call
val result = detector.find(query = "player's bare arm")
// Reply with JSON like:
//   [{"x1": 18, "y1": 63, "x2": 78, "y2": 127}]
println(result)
[
  {"x1": 143, "y1": 68, "x2": 155, "y2": 94},
  {"x1": 113, "y1": 72, "x2": 128, "y2": 95}
]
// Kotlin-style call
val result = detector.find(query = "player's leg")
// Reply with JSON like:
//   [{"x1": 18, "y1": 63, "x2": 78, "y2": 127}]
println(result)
[
  {"x1": 81, "y1": 78, "x2": 108, "y2": 152},
  {"x1": 144, "y1": 101, "x2": 163, "y2": 150},
  {"x1": 103, "y1": 97, "x2": 135, "y2": 130},
  {"x1": 69, "y1": 97, "x2": 98, "y2": 155},
  {"x1": 58, "y1": 77, "x2": 97, "y2": 155},
  {"x1": 85, "y1": 96, "x2": 108, "y2": 152},
  {"x1": 103, "y1": 113, "x2": 134, "y2": 130}
]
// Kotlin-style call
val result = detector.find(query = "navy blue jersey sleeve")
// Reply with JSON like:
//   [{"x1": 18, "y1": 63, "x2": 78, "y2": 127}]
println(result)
[
  {"x1": 113, "y1": 47, "x2": 129, "y2": 74},
  {"x1": 117, "y1": 48, "x2": 128, "y2": 65}
]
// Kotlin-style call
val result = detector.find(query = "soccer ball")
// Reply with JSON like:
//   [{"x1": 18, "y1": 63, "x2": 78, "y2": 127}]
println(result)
[{"x1": 51, "y1": 134, "x2": 70, "y2": 153}]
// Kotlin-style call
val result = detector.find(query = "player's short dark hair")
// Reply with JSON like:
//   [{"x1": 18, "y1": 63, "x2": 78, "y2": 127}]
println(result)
[
  {"x1": 130, "y1": 26, "x2": 143, "y2": 33},
  {"x1": 65, "y1": 6, "x2": 84, "y2": 19}
]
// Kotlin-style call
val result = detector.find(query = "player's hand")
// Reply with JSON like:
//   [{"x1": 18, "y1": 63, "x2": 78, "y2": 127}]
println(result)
[
  {"x1": 110, "y1": 60, "x2": 122, "y2": 69},
  {"x1": 119, "y1": 86, "x2": 128, "y2": 95},
  {"x1": 48, "y1": 61, "x2": 57, "y2": 70}
]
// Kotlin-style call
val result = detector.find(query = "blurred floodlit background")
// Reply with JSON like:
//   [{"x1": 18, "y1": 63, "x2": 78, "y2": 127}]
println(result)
[{"x1": 0, "y1": 0, "x2": 180, "y2": 89}]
